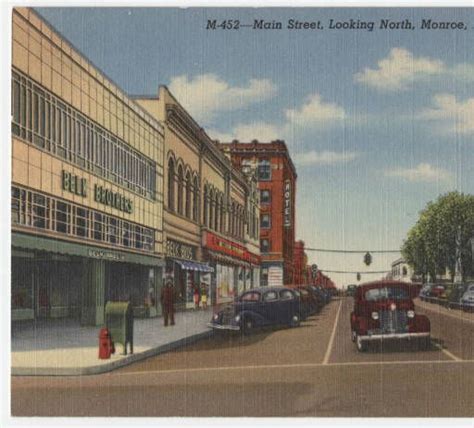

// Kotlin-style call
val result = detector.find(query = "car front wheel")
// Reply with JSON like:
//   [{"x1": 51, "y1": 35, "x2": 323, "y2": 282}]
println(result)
[{"x1": 356, "y1": 335, "x2": 368, "y2": 352}]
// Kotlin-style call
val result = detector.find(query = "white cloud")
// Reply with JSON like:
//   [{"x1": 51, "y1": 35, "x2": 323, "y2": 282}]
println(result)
[
  {"x1": 355, "y1": 48, "x2": 445, "y2": 91},
  {"x1": 384, "y1": 163, "x2": 452, "y2": 183},
  {"x1": 418, "y1": 94, "x2": 474, "y2": 135},
  {"x1": 293, "y1": 150, "x2": 358, "y2": 166},
  {"x1": 285, "y1": 94, "x2": 346, "y2": 127},
  {"x1": 168, "y1": 74, "x2": 276, "y2": 123},
  {"x1": 209, "y1": 121, "x2": 281, "y2": 142},
  {"x1": 208, "y1": 92, "x2": 346, "y2": 143}
]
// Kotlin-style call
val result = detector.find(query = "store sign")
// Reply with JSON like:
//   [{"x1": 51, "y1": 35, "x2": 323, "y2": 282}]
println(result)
[
  {"x1": 61, "y1": 170, "x2": 133, "y2": 214},
  {"x1": 94, "y1": 184, "x2": 133, "y2": 214},
  {"x1": 283, "y1": 180, "x2": 291, "y2": 227},
  {"x1": 62, "y1": 170, "x2": 87, "y2": 197},
  {"x1": 204, "y1": 232, "x2": 261, "y2": 265},
  {"x1": 88, "y1": 249, "x2": 125, "y2": 261},
  {"x1": 166, "y1": 239, "x2": 196, "y2": 260}
]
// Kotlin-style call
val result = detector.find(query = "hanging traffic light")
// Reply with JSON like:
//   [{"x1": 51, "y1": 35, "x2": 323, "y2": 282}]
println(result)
[
  {"x1": 364, "y1": 252, "x2": 372, "y2": 266},
  {"x1": 356, "y1": 272, "x2": 361, "y2": 281}
]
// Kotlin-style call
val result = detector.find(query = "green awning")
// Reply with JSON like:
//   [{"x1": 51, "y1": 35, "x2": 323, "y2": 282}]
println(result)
[{"x1": 11, "y1": 232, "x2": 165, "y2": 267}]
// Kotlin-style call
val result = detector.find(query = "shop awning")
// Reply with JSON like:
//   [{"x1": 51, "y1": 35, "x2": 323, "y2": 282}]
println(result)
[
  {"x1": 174, "y1": 260, "x2": 214, "y2": 273},
  {"x1": 12, "y1": 232, "x2": 165, "y2": 267}
]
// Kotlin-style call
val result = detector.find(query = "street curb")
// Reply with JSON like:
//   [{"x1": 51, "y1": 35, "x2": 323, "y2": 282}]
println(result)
[{"x1": 12, "y1": 330, "x2": 213, "y2": 377}]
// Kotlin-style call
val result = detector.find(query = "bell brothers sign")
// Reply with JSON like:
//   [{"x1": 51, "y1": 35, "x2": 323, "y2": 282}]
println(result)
[
  {"x1": 283, "y1": 179, "x2": 291, "y2": 228},
  {"x1": 62, "y1": 170, "x2": 133, "y2": 214},
  {"x1": 166, "y1": 239, "x2": 196, "y2": 260}
]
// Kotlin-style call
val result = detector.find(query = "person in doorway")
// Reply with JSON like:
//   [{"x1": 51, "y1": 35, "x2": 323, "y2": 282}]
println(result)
[
  {"x1": 193, "y1": 285, "x2": 200, "y2": 310},
  {"x1": 160, "y1": 280, "x2": 175, "y2": 327},
  {"x1": 201, "y1": 286, "x2": 208, "y2": 310}
]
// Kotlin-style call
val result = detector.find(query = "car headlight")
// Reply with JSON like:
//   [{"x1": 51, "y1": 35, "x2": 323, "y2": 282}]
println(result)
[
  {"x1": 371, "y1": 312, "x2": 379, "y2": 320},
  {"x1": 213, "y1": 313, "x2": 219, "y2": 321},
  {"x1": 407, "y1": 310, "x2": 415, "y2": 318},
  {"x1": 235, "y1": 314, "x2": 241, "y2": 323}
]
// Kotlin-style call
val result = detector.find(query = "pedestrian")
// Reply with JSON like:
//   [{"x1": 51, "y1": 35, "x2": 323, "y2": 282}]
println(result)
[
  {"x1": 201, "y1": 286, "x2": 208, "y2": 310},
  {"x1": 193, "y1": 285, "x2": 200, "y2": 310},
  {"x1": 160, "y1": 280, "x2": 175, "y2": 327}
]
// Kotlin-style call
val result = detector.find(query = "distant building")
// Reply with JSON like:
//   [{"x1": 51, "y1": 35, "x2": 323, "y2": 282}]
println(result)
[
  {"x1": 293, "y1": 240, "x2": 308, "y2": 285},
  {"x1": 390, "y1": 258, "x2": 414, "y2": 282},
  {"x1": 219, "y1": 140, "x2": 297, "y2": 286}
]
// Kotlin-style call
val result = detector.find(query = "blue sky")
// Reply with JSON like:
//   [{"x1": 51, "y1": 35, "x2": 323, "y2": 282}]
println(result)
[{"x1": 36, "y1": 7, "x2": 474, "y2": 286}]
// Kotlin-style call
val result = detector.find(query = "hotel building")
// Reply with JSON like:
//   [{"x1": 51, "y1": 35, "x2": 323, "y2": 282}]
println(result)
[{"x1": 220, "y1": 140, "x2": 297, "y2": 286}]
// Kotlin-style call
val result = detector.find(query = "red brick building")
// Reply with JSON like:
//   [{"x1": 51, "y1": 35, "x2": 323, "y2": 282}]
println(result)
[
  {"x1": 219, "y1": 140, "x2": 297, "y2": 286},
  {"x1": 293, "y1": 240, "x2": 308, "y2": 285}
]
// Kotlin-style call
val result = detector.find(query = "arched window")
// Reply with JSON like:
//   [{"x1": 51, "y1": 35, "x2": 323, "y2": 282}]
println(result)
[
  {"x1": 167, "y1": 157, "x2": 175, "y2": 211},
  {"x1": 177, "y1": 165, "x2": 184, "y2": 215},
  {"x1": 203, "y1": 185, "x2": 209, "y2": 226},
  {"x1": 220, "y1": 196, "x2": 225, "y2": 233},
  {"x1": 193, "y1": 176, "x2": 199, "y2": 222},
  {"x1": 214, "y1": 194, "x2": 220, "y2": 231},
  {"x1": 185, "y1": 171, "x2": 192, "y2": 218},
  {"x1": 209, "y1": 188, "x2": 214, "y2": 229}
]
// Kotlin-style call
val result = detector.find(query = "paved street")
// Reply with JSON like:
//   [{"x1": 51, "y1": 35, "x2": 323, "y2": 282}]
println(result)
[{"x1": 11, "y1": 297, "x2": 474, "y2": 417}]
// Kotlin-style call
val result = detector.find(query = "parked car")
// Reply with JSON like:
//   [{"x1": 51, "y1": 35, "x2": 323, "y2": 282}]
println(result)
[
  {"x1": 350, "y1": 281, "x2": 431, "y2": 352},
  {"x1": 307, "y1": 285, "x2": 325, "y2": 312},
  {"x1": 292, "y1": 286, "x2": 321, "y2": 317},
  {"x1": 428, "y1": 284, "x2": 446, "y2": 299},
  {"x1": 419, "y1": 284, "x2": 433, "y2": 301},
  {"x1": 461, "y1": 283, "x2": 474, "y2": 311},
  {"x1": 447, "y1": 283, "x2": 469, "y2": 309},
  {"x1": 208, "y1": 287, "x2": 303, "y2": 334}
]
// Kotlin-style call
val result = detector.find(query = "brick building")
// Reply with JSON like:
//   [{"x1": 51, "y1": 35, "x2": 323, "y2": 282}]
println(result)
[
  {"x1": 220, "y1": 140, "x2": 297, "y2": 286},
  {"x1": 293, "y1": 240, "x2": 308, "y2": 285}
]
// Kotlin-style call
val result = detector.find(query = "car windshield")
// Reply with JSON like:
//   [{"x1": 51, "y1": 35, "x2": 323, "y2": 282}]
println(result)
[{"x1": 365, "y1": 287, "x2": 409, "y2": 301}]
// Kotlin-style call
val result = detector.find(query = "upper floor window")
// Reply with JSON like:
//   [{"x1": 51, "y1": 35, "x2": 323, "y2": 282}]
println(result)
[
  {"x1": 261, "y1": 238, "x2": 270, "y2": 253},
  {"x1": 167, "y1": 158, "x2": 175, "y2": 211},
  {"x1": 261, "y1": 214, "x2": 271, "y2": 229},
  {"x1": 260, "y1": 189, "x2": 271, "y2": 204},
  {"x1": 258, "y1": 159, "x2": 271, "y2": 180}
]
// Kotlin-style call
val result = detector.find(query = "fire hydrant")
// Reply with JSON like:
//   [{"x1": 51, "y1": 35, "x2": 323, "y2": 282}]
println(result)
[{"x1": 98, "y1": 327, "x2": 115, "y2": 359}]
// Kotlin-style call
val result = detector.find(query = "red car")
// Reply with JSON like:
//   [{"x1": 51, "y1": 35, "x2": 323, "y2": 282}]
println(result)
[{"x1": 350, "y1": 281, "x2": 431, "y2": 352}]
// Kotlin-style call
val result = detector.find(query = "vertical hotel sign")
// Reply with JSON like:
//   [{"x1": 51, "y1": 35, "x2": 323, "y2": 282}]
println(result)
[{"x1": 283, "y1": 179, "x2": 291, "y2": 227}]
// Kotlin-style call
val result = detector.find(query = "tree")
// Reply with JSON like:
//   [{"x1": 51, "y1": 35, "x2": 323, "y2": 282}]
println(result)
[{"x1": 401, "y1": 191, "x2": 474, "y2": 282}]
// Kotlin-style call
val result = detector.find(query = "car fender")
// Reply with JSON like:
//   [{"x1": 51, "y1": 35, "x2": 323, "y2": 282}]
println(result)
[
  {"x1": 413, "y1": 314, "x2": 430, "y2": 332},
  {"x1": 354, "y1": 316, "x2": 368, "y2": 335},
  {"x1": 239, "y1": 310, "x2": 266, "y2": 326}
]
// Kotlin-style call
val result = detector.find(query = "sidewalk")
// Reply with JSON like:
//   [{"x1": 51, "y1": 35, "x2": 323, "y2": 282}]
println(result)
[{"x1": 11, "y1": 309, "x2": 214, "y2": 376}]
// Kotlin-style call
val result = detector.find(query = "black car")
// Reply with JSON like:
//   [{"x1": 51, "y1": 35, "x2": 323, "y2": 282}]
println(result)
[{"x1": 208, "y1": 287, "x2": 303, "y2": 334}]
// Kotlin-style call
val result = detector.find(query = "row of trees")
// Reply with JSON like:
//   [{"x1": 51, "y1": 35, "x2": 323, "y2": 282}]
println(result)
[{"x1": 401, "y1": 192, "x2": 474, "y2": 283}]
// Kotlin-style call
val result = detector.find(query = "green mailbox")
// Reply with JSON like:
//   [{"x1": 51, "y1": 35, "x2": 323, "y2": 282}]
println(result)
[{"x1": 105, "y1": 301, "x2": 133, "y2": 355}]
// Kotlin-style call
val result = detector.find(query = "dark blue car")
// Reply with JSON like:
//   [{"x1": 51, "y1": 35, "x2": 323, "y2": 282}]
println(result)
[{"x1": 208, "y1": 287, "x2": 302, "y2": 334}]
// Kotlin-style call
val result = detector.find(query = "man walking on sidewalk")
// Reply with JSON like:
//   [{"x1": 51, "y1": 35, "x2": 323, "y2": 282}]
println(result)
[{"x1": 160, "y1": 280, "x2": 176, "y2": 327}]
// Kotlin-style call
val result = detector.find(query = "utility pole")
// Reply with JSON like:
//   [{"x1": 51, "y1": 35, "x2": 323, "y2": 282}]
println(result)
[{"x1": 454, "y1": 225, "x2": 462, "y2": 283}]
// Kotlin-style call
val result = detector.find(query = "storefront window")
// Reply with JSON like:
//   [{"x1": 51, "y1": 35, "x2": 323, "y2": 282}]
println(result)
[{"x1": 11, "y1": 259, "x2": 33, "y2": 311}]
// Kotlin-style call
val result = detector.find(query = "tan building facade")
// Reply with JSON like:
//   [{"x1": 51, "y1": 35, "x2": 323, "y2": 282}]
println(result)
[
  {"x1": 11, "y1": 8, "x2": 165, "y2": 325},
  {"x1": 135, "y1": 87, "x2": 260, "y2": 305}
]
